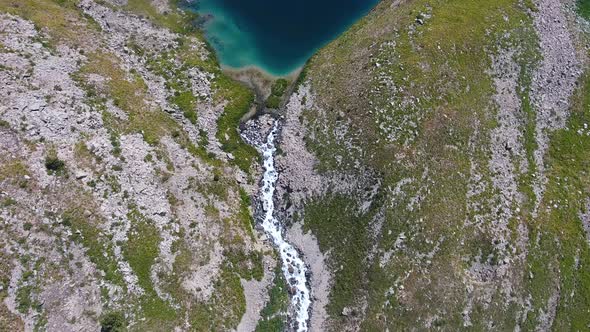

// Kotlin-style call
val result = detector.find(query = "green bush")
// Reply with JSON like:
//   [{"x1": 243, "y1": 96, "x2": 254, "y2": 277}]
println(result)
[
  {"x1": 44, "y1": 155, "x2": 66, "y2": 175},
  {"x1": 100, "y1": 311, "x2": 126, "y2": 332}
]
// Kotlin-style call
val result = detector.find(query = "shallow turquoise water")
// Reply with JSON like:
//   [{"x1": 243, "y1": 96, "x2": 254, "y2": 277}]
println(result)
[{"x1": 187, "y1": 0, "x2": 379, "y2": 76}]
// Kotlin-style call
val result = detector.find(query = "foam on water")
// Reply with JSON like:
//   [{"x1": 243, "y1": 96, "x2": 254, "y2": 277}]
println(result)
[{"x1": 258, "y1": 122, "x2": 311, "y2": 331}]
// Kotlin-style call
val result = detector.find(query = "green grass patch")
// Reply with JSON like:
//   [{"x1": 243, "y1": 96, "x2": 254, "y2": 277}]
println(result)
[
  {"x1": 15, "y1": 285, "x2": 34, "y2": 314},
  {"x1": 0, "y1": 253, "x2": 12, "y2": 302},
  {"x1": 225, "y1": 249, "x2": 264, "y2": 281},
  {"x1": 264, "y1": 95, "x2": 281, "y2": 110},
  {"x1": 123, "y1": 208, "x2": 177, "y2": 323},
  {"x1": 511, "y1": 20, "x2": 542, "y2": 212},
  {"x1": 189, "y1": 267, "x2": 246, "y2": 331},
  {"x1": 265, "y1": 78, "x2": 289, "y2": 109},
  {"x1": 125, "y1": 0, "x2": 200, "y2": 35},
  {"x1": 171, "y1": 90, "x2": 198, "y2": 124},
  {"x1": 141, "y1": 46, "x2": 204, "y2": 126},
  {"x1": 303, "y1": 194, "x2": 377, "y2": 316},
  {"x1": 0, "y1": 160, "x2": 29, "y2": 188},
  {"x1": 77, "y1": 50, "x2": 222, "y2": 167},
  {"x1": 214, "y1": 74, "x2": 259, "y2": 172},
  {"x1": 238, "y1": 188, "x2": 255, "y2": 237},
  {"x1": 523, "y1": 72, "x2": 590, "y2": 330},
  {"x1": 0, "y1": 0, "x2": 100, "y2": 49},
  {"x1": 255, "y1": 266, "x2": 288, "y2": 332},
  {"x1": 62, "y1": 207, "x2": 124, "y2": 286},
  {"x1": 577, "y1": 0, "x2": 590, "y2": 20},
  {"x1": 76, "y1": 52, "x2": 178, "y2": 145}
]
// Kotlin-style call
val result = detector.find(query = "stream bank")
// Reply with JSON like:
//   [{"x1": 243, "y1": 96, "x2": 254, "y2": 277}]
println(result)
[{"x1": 241, "y1": 115, "x2": 312, "y2": 332}]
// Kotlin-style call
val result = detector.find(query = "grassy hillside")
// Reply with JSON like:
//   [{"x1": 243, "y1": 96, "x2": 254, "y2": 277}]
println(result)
[{"x1": 282, "y1": 0, "x2": 590, "y2": 330}]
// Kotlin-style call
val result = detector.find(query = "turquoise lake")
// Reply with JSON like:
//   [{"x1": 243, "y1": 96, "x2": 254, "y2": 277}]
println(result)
[{"x1": 187, "y1": 0, "x2": 380, "y2": 76}]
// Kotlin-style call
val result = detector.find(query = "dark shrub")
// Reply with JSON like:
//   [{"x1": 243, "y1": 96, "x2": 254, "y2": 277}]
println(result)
[
  {"x1": 100, "y1": 312, "x2": 126, "y2": 332},
  {"x1": 44, "y1": 156, "x2": 66, "y2": 175}
]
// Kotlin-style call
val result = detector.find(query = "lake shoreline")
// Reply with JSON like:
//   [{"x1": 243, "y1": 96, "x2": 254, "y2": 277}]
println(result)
[
  {"x1": 188, "y1": 0, "x2": 379, "y2": 77},
  {"x1": 223, "y1": 65, "x2": 302, "y2": 122}
]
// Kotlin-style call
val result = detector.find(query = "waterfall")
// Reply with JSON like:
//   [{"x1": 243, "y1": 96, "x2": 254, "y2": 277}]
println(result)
[{"x1": 257, "y1": 122, "x2": 311, "y2": 332}]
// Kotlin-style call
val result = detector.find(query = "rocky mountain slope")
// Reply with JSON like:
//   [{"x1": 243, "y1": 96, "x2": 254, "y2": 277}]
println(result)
[
  {"x1": 276, "y1": 0, "x2": 590, "y2": 330},
  {"x1": 0, "y1": 0, "x2": 281, "y2": 331},
  {"x1": 1, "y1": 0, "x2": 590, "y2": 331}
]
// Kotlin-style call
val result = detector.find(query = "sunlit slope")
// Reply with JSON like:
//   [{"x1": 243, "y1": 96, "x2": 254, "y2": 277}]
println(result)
[{"x1": 278, "y1": 0, "x2": 590, "y2": 330}]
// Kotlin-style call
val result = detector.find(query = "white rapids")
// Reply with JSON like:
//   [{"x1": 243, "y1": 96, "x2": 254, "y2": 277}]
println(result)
[{"x1": 257, "y1": 122, "x2": 311, "y2": 332}]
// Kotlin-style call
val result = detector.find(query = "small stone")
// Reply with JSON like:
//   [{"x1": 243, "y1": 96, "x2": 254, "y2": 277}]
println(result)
[
  {"x1": 29, "y1": 101, "x2": 43, "y2": 111},
  {"x1": 341, "y1": 307, "x2": 355, "y2": 317},
  {"x1": 75, "y1": 171, "x2": 88, "y2": 179}
]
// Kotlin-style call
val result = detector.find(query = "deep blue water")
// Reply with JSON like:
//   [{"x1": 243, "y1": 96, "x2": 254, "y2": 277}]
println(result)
[{"x1": 188, "y1": 0, "x2": 379, "y2": 76}]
